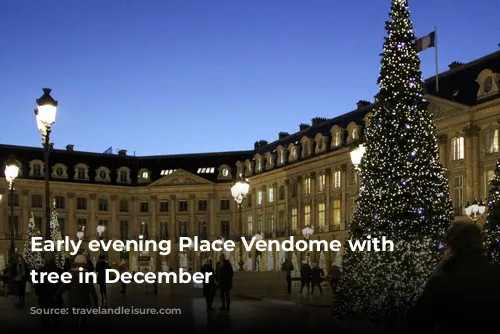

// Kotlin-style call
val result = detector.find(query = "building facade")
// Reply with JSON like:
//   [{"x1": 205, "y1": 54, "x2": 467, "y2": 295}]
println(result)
[{"x1": 1, "y1": 51, "x2": 500, "y2": 271}]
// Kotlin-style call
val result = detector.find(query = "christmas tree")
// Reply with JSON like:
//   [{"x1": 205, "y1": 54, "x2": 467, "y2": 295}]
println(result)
[
  {"x1": 278, "y1": 250, "x2": 285, "y2": 269},
  {"x1": 333, "y1": 252, "x2": 342, "y2": 267},
  {"x1": 485, "y1": 159, "x2": 500, "y2": 263},
  {"x1": 291, "y1": 252, "x2": 300, "y2": 278},
  {"x1": 23, "y1": 212, "x2": 43, "y2": 270},
  {"x1": 334, "y1": 0, "x2": 452, "y2": 322},
  {"x1": 318, "y1": 251, "x2": 326, "y2": 272},
  {"x1": 0, "y1": 253, "x2": 5, "y2": 273},
  {"x1": 149, "y1": 257, "x2": 156, "y2": 272},
  {"x1": 50, "y1": 202, "x2": 65, "y2": 269},
  {"x1": 132, "y1": 256, "x2": 138, "y2": 273},
  {"x1": 255, "y1": 255, "x2": 262, "y2": 271}
]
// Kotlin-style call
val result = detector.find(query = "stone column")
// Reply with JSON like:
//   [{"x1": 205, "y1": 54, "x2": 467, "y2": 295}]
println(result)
[
  {"x1": 325, "y1": 168, "x2": 331, "y2": 232},
  {"x1": 272, "y1": 182, "x2": 278, "y2": 237},
  {"x1": 130, "y1": 196, "x2": 138, "y2": 238},
  {"x1": 284, "y1": 179, "x2": 290, "y2": 235},
  {"x1": 150, "y1": 195, "x2": 158, "y2": 240},
  {"x1": 251, "y1": 189, "x2": 256, "y2": 235},
  {"x1": 208, "y1": 193, "x2": 216, "y2": 239},
  {"x1": 21, "y1": 189, "x2": 30, "y2": 233},
  {"x1": 189, "y1": 194, "x2": 196, "y2": 238},
  {"x1": 340, "y1": 164, "x2": 348, "y2": 230},
  {"x1": 67, "y1": 192, "x2": 75, "y2": 237},
  {"x1": 261, "y1": 185, "x2": 267, "y2": 235},
  {"x1": 169, "y1": 195, "x2": 177, "y2": 240},
  {"x1": 297, "y1": 176, "x2": 302, "y2": 228},
  {"x1": 464, "y1": 124, "x2": 480, "y2": 201},
  {"x1": 310, "y1": 172, "x2": 316, "y2": 229},
  {"x1": 89, "y1": 193, "x2": 97, "y2": 239},
  {"x1": 437, "y1": 134, "x2": 448, "y2": 167}
]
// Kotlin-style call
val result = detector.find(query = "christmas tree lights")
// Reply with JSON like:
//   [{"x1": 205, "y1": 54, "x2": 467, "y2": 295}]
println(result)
[
  {"x1": 23, "y1": 212, "x2": 43, "y2": 270},
  {"x1": 0, "y1": 254, "x2": 5, "y2": 273},
  {"x1": 50, "y1": 203, "x2": 66, "y2": 269},
  {"x1": 256, "y1": 255, "x2": 262, "y2": 271},
  {"x1": 485, "y1": 160, "x2": 500, "y2": 263},
  {"x1": 319, "y1": 251, "x2": 326, "y2": 271},
  {"x1": 291, "y1": 252, "x2": 300, "y2": 278},
  {"x1": 334, "y1": 0, "x2": 452, "y2": 322}
]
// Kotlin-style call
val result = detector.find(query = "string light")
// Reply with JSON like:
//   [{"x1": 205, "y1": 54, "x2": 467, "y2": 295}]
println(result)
[
  {"x1": 334, "y1": 0, "x2": 453, "y2": 322},
  {"x1": 485, "y1": 160, "x2": 500, "y2": 263}
]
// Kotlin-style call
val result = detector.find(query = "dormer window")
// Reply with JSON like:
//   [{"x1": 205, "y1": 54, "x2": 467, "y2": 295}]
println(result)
[
  {"x1": 34, "y1": 164, "x2": 42, "y2": 177},
  {"x1": 291, "y1": 147, "x2": 297, "y2": 159},
  {"x1": 333, "y1": 131, "x2": 342, "y2": 147},
  {"x1": 352, "y1": 128, "x2": 359, "y2": 140},
  {"x1": 120, "y1": 171, "x2": 127, "y2": 182},
  {"x1": 77, "y1": 167, "x2": 86, "y2": 179},
  {"x1": 99, "y1": 170, "x2": 107, "y2": 179},
  {"x1": 279, "y1": 149, "x2": 286, "y2": 165},
  {"x1": 222, "y1": 168, "x2": 229, "y2": 177}
]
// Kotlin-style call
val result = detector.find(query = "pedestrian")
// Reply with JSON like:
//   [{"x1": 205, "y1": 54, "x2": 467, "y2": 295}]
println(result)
[
  {"x1": 327, "y1": 264, "x2": 341, "y2": 294},
  {"x1": 56, "y1": 255, "x2": 98, "y2": 330},
  {"x1": 95, "y1": 255, "x2": 109, "y2": 303},
  {"x1": 82, "y1": 250, "x2": 94, "y2": 272},
  {"x1": 11, "y1": 254, "x2": 29, "y2": 303},
  {"x1": 281, "y1": 257, "x2": 294, "y2": 294},
  {"x1": 118, "y1": 258, "x2": 128, "y2": 293},
  {"x1": 310, "y1": 262, "x2": 324, "y2": 295},
  {"x1": 201, "y1": 257, "x2": 216, "y2": 311},
  {"x1": 409, "y1": 223, "x2": 500, "y2": 332},
  {"x1": 35, "y1": 252, "x2": 63, "y2": 332},
  {"x1": 299, "y1": 260, "x2": 311, "y2": 294},
  {"x1": 63, "y1": 258, "x2": 71, "y2": 272},
  {"x1": 215, "y1": 253, "x2": 233, "y2": 311}
]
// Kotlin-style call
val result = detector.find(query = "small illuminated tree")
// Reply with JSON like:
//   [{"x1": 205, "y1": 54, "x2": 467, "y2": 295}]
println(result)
[
  {"x1": 50, "y1": 203, "x2": 65, "y2": 269},
  {"x1": 291, "y1": 253, "x2": 300, "y2": 278},
  {"x1": 23, "y1": 213, "x2": 43, "y2": 270}
]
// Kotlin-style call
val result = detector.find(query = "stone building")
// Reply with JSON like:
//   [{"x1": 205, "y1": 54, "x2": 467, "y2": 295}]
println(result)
[{"x1": 1, "y1": 50, "x2": 500, "y2": 271}]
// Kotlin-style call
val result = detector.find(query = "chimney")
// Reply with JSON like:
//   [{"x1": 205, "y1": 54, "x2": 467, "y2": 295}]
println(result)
[
  {"x1": 299, "y1": 123, "x2": 310, "y2": 131},
  {"x1": 254, "y1": 140, "x2": 268, "y2": 149},
  {"x1": 66, "y1": 144, "x2": 74, "y2": 152},
  {"x1": 448, "y1": 61, "x2": 464, "y2": 70},
  {"x1": 278, "y1": 132, "x2": 289, "y2": 139},
  {"x1": 311, "y1": 117, "x2": 328, "y2": 126},
  {"x1": 118, "y1": 149, "x2": 127, "y2": 156},
  {"x1": 356, "y1": 100, "x2": 371, "y2": 109}
]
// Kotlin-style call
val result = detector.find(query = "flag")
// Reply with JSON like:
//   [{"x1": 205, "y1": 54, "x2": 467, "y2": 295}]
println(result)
[{"x1": 416, "y1": 31, "x2": 436, "y2": 52}]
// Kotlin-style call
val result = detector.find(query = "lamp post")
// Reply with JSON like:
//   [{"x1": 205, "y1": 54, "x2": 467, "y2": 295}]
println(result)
[
  {"x1": 34, "y1": 88, "x2": 58, "y2": 240},
  {"x1": 231, "y1": 175, "x2": 250, "y2": 271},
  {"x1": 302, "y1": 225, "x2": 314, "y2": 262},
  {"x1": 350, "y1": 144, "x2": 366, "y2": 171},
  {"x1": 97, "y1": 225, "x2": 105, "y2": 257},
  {"x1": 188, "y1": 243, "x2": 194, "y2": 271},
  {"x1": 464, "y1": 199, "x2": 486, "y2": 224},
  {"x1": 5, "y1": 158, "x2": 20, "y2": 263}
]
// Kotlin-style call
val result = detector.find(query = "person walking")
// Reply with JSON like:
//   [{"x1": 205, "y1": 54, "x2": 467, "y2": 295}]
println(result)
[
  {"x1": 299, "y1": 260, "x2": 312, "y2": 294},
  {"x1": 281, "y1": 257, "x2": 294, "y2": 294},
  {"x1": 56, "y1": 255, "x2": 98, "y2": 330},
  {"x1": 201, "y1": 257, "x2": 216, "y2": 311},
  {"x1": 327, "y1": 264, "x2": 341, "y2": 294},
  {"x1": 35, "y1": 252, "x2": 63, "y2": 332},
  {"x1": 11, "y1": 254, "x2": 29, "y2": 303},
  {"x1": 215, "y1": 253, "x2": 233, "y2": 311},
  {"x1": 95, "y1": 255, "x2": 109, "y2": 303},
  {"x1": 310, "y1": 262, "x2": 324, "y2": 295},
  {"x1": 118, "y1": 258, "x2": 128, "y2": 293}
]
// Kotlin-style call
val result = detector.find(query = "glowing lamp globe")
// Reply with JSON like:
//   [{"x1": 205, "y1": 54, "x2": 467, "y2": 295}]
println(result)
[
  {"x1": 302, "y1": 226, "x2": 314, "y2": 239},
  {"x1": 76, "y1": 231, "x2": 84, "y2": 240},
  {"x1": 231, "y1": 178, "x2": 250, "y2": 204},
  {"x1": 35, "y1": 88, "x2": 58, "y2": 129},
  {"x1": 350, "y1": 144, "x2": 366, "y2": 166},
  {"x1": 97, "y1": 225, "x2": 105, "y2": 235},
  {"x1": 253, "y1": 233, "x2": 263, "y2": 241},
  {"x1": 464, "y1": 202, "x2": 472, "y2": 216},
  {"x1": 4, "y1": 161, "x2": 20, "y2": 184},
  {"x1": 478, "y1": 200, "x2": 486, "y2": 215}
]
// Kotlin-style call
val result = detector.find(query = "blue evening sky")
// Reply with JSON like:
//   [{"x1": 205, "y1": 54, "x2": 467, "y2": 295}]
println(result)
[{"x1": 1, "y1": 0, "x2": 498, "y2": 156}]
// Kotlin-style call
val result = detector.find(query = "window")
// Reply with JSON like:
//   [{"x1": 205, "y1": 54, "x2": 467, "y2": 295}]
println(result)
[
  {"x1": 58, "y1": 218, "x2": 66, "y2": 237},
  {"x1": 333, "y1": 200, "x2": 341, "y2": 228},
  {"x1": 220, "y1": 199, "x2": 230, "y2": 210},
  {"x1": 247, "y1": 215, "x2": 253, "y2": 236},
  {"x1": 179, "y1": 221, "x2": 188, "y2": 237},
  {"x1": 304, "y1": 178, "x2": 311, "y2": 195},
  {"x1": 279, "y1": 185, "x2": 285, "y2": 200},
  {"x1": 278, "y1": 210, "x2": 285, "y2": 231},
  {"x1": 291, "y1": 182, "x2": 297, "y2": 197},
  {"x1": 8, "y1": 193, "x2": 19, "y2": 207},
  {"x1": 486, "y1": 129, "x2": 499, "y2": 153},
  {"x1": 159, "y1": 201, "x2": 169, "y2": 212},
  {"x1": 486, "y1": 170, "x2": 495, "y2": 197},
  {"x1": 246, "y1": 194, "x2": 252, "y2": 207},
  {"x1": 291, "y1": 147, "x2": 297, "y2": 159},
  {"x1": 256, "y1": 158, "x2": 262, "y2": 172},
  {"x1": 32, "y1": 194, "x2": 42, "y2": 208},
  {"x1": 222, "y1": 168, "x2": 229, "y2": 177},
  {"x1": 198, "y1": 200, "x2": 207, "y2": 211},
  {"x1": 120, "y1": 220, "x2": 129, "y2": 240},
  {"x1": 160, "y1": 221, "x2": 169, "y2": 240},
  {"x1": 452, "y1": 137, "x2": 465, "y2": 160},
  {"x1": 268, "y1": 188, "x2": 274, "y2": 202},
  {"x1": 352, "y1": 128, "x2": 359, "y2": 140},
  {"x1": 120, "y1": 170, "x2": 128, "y2": 182},
  {"x1": 34, "y1": 216, "x2": 42, "y2": 233},
  {"x1": 267, "y1": 213, "x2": 274, "y2": 233},
  {"x1": 55, "y1": 196, "x2": 65, "y2": 209},
  {"x1": 178, "y1": 200, "x2": 188, "y2": 212},
  {"x1": 318, "y1": 203, "x2": 325, "y2": 229},
  {"x1": 304, "y1": 204, "x2": 311, "y2": 226},
  {"x1": 291, "y1": 208, "x2": 298, "y2": 232},
  {"x1": 333, "y1": 171, "x2": 341, "y2": 189},
  {"x1": 349, "y1": 197, "x2": 357, "y2": 223},
  {"x1": 257, "y1": 214, "x2": 263, "y2": 233},
  {"x1": 198, "y1": 221, "x2": 208, "y2": 239},
  {"x1": 302, "y1": 142, "x2": 310, "y2": 156},
  {"x1": 453, "y1": 176, "x2": 463, "y2": 215},
  {"x1": 333, "y1": 131, "x2": 342, "y2": 147},
  {"x1": 140, "y1": 201, "x2": 149, "y2": 213},
  {"x1": 279, "y1": 150, "x2": 286, "y2": 164},
  {"x1": 33, "y1": 164, "x2": 42, "y2": 177},
  {"x1": 318, "y1": 174, "x2": 325, "y2": 192},
  {"x1": 257, "y1": 191, "x2": 263, "y2": 205},
  {"x1": 76, "y1": 197, "x2": 87, "y2": 210},
  {"x1": 77, "y1": 167, "x2": 86, "y2": 180},
  {"x1": 220, "y1": 220, "x2": 230, "y2": 239},
  {"x1": 98, "y1": 199, "x2": 108, "y2": 211},
  {"x1": 119, "y1": 199, "x2": 129, "y2": 212}
]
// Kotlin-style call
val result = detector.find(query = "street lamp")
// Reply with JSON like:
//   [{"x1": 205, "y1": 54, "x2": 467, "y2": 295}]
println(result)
[
  {"x1": 76, "y1": 227, "x2": 85, "y2": 241},
  {"x1": 5, "y1": 157, "x2": 20, "y2": 263},
  {"x1": 34, "y1": 88, "x2": 58, "y2": 240},
  {"x1": 464, "y1": 199, "x2": 486, "y2": 224},
  {"x1": 97, "y1": 225, "x2": 105, "y2": 257},
  {"x1": 253, "y1": 233, "x2": 263, "y2": 241},
  {"x1": 350, "y1": 144, "x2": 366, "y2": 171},
  {"x1": 302, "y1": 225, "x2": 314, "y2": 261},
  {"x1": 231, "y1": 175, "x2": 250, "y2": 271}
]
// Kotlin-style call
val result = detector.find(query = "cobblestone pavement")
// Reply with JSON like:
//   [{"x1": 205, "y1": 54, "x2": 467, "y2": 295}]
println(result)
[{"x1": 0, "y1": 284, "x2": 397, "y2": 333}]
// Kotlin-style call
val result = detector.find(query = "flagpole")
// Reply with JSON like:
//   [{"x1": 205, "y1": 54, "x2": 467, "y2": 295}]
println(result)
[{"x1": 434, "y1": 25, "x2": 439, "y2": 92}]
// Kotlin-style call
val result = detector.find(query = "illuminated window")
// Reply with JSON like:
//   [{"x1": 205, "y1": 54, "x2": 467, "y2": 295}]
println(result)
[
  {"x1": 304, "y1": 205, "x2": 311, "y2": 226},
  {"x1": 486, "y1": 129, "x2": 499, "y2": 153},
  {"x1": 451, "y1": 137, "x2": 464, "y2": 160},
  {"x1": 318, "y1": 203, "x2": 325, "y2": 229}
]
